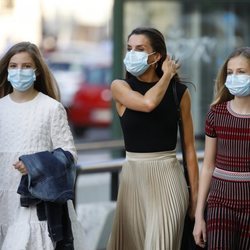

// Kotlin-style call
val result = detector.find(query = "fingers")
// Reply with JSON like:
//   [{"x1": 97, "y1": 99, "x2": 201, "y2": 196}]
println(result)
[
  {"x1": 167, "y1": 55, "x2": 178, "y2": 65},
  {"x1": 193, "y1": 221, "x2": 207, "y2": 247},
  {"x1": 170, "y1": 60, "x2": 179, "y2": 75},
  {"x1": 13, "y1": 161, "x2": 28, "y2": 175},
  {"x1": 175, "y1": 61, "x2": 181, "y2": 70},
  {"x1": 193, "y1": 233, "x2": 207, "y2": 248},
  {"x1": 201, "y1": 232, "x2": 207, "y2": 248},
  {"x1": 197, "y1": 240, "x2": 207, "y2": 248},
  {"x1": 172, "y1": 57, "x2": 181, "y2": 70},
  {"x1": 162, "y1": 55, "x2": 180, "y2": 77}
]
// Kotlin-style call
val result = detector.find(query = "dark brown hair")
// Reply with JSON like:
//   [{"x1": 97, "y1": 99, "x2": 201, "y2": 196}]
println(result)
[{"x1": 125, "y1": 27, "x2": 182, "y2": 85}]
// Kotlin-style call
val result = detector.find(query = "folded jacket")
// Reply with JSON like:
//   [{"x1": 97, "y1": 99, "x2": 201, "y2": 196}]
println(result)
[
  {"x1": 17, "y1": 148, "x2": 76, "y2": 202},
  {"x1": 16, "y1": 148, "x2": 76, "y2": 245}
]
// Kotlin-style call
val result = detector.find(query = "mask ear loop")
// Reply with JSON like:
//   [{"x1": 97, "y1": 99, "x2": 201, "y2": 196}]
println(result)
[{"x1": 148, "y1": 52, "x2": 158, "y2": 67}]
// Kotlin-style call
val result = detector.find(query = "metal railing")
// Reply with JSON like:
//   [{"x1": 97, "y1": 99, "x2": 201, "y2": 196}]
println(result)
[
  {"x1": 74, "y1": 140, "x2": 204, "y2": 205},
  {"x1": 75, "y1": 139, "x2": 124, "y2": 152}
]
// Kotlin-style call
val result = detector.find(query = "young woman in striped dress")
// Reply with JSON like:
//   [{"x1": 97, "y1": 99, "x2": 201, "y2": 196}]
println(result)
[{"x1": 193, "y1": 47, "x2": 250, "y2": 249}]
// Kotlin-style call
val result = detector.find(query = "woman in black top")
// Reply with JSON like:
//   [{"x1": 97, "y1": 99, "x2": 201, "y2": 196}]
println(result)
[{"x1": 107, "y1": 27, "x2": 199, "y2": 250}]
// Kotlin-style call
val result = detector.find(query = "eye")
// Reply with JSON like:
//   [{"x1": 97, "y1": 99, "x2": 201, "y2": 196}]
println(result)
[
  {"x1": 8, "y1": 64, "x2": 17, "y2": 69},
  {"x1": 126, "y1": 45, "x2": 132, "y2": 51},
  {"x1": 238, "y1": 70, "x2": 246, "y2": 74},
  {"x1": 22, "y1": 64, "x2": 33, "y2": 69},
  {"x1": 135, "y1": 48, "x2": 144, "y2": 52}
]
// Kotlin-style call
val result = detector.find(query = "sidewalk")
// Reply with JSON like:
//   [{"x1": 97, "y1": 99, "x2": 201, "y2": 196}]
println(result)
[{"x1": 75, "y1": 173, "x2": 115, "y2": 250}]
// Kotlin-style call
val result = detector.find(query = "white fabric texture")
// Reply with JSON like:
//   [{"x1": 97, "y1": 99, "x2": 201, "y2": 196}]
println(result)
[{"x1": 0, "y1": 93, "x2": 85, "y2": 250}]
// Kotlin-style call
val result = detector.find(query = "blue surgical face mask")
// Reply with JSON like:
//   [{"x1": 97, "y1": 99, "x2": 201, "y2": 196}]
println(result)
[
  {"x1": 123, "y1": 50, "x2": 156, "y2": 77},
  {"x1": 225, "y1": 74, "x2": 250, "y2": 97},
  {"x1": 7, "y1": 68, "x2": 36, "y2": 92}
]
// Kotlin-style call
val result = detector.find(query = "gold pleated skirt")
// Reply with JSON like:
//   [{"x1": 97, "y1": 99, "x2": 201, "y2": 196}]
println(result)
[{"x1": 107, "y1": 151, "x2": 189, "y2": 250}]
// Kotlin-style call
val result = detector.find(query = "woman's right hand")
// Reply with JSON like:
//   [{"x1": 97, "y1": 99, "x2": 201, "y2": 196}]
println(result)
[
  {"x1": 193, "y1": 217, "x2": 207, "y2": 248},
  {"x1": 161, "y1": 55, "x2": 180, "y2": 78}
]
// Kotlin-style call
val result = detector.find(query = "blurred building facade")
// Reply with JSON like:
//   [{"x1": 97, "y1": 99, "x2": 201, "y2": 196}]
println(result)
[
  {"x1": 0, "y1": 0, "x2": 113, "y2": 54},
  {"x1": 0, "y1": 0, "x2": 249, "y2": 138},
  {"x1": 0, "y1": 0, "x2": 42, "y2": 53},
  {"x1": 123, "y1": 0, "x2": 250, "y2": 136}
]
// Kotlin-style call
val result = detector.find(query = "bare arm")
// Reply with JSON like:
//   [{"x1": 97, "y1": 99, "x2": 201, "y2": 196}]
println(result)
[
  {"x1": 111, "y1": 56, "x2": 178, "y2": 115},
  {"x1": 193, "y1": 135, "x2": 217, "y2": 247},
  {"x1": 180, "y1": 89, "x2": 199, "y2": 218}
]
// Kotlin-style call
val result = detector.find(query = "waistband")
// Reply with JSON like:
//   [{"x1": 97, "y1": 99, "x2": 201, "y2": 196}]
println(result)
[
  {"x1": 125, "y1": 150, "x2": 176, "y2": 161},
  {"x1": 213, "y1": 167, "x2": 250, "y2": 182}
]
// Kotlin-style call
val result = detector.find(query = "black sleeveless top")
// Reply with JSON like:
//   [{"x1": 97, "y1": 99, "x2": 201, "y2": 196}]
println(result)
[{"x1": 119, "y1": 77, "x2": 187, "y2": 153}]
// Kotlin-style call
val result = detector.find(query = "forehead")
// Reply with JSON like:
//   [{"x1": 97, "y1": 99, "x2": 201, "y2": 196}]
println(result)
[
  {"x1": 9, "y1": 52, "x2": 34, "y2": 64},
  {"x1": 127, "y1": 34, "x2": 151, "y2": 47},
  {"x1": 227, "y1": 55, "x2": 250, "y2": 70}
]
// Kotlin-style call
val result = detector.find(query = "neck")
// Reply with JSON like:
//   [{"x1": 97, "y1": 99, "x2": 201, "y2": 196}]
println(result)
[
  {"x1": 231, "y1": 96, "x2": 250, "y2": 115},
  {"x1": 10, "y1": 88, "x2": 38, "y2": 103},
  {"x1": 137, "y1": 69, "x2": 159, "y2": 83}
]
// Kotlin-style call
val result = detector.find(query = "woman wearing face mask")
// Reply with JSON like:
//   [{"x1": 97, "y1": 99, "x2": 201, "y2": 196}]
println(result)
[
  {"x1": 0, "y1": 42, "x2": 85, "y2": 250},
  {"x1": 193, "y1": 47, "x2": 250, "y2": 249},
  {"x1": 107, "y1": 27, "x2": 199, "y2": 250}
]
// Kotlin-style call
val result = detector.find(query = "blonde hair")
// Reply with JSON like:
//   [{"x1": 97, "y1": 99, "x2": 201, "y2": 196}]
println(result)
[{"x1": 211, "y1": 46, "x2": 250, "y2": 106}]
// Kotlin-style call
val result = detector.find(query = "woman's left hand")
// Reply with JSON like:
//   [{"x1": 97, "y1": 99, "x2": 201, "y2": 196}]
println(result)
[{"x1": 13, "y1": 160, "x2": 28, "y2": 175}]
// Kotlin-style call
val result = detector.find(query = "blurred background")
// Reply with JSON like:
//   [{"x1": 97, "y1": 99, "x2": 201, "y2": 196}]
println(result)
[{"x1": 1, "y1": 0, "x2": 249, "y2": 249}]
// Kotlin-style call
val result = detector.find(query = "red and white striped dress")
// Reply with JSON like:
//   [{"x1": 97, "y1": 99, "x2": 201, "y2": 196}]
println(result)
[{"x1": 205, "y1": 101, "x2": 250, "y2": 250}]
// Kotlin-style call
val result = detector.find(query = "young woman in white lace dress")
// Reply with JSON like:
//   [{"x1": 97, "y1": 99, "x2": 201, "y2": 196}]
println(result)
[{"x1": 0, "y1": 42, "x2": 85, "y2": 250}]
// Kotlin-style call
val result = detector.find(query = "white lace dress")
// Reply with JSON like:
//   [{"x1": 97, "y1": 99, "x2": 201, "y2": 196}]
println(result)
[{"x1": 0, "y1": 93, "x2": 85, "y2": 250}]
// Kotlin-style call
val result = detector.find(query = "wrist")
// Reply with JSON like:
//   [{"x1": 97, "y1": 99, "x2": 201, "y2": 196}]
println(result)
[{"x1": 162, "y1": 71, "x2": 172, "y2": 80}]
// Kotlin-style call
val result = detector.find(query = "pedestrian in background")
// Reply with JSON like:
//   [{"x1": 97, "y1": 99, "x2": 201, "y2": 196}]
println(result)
[
  {"x1": 107, "y1": 27, "x2": 199, "y2": 250},
  {"x1": 0, "y1": 42, "x2": 85, "y2": 250},
  {"x1": 193, "y1": 47, "x2": 250, "y2": 249}
]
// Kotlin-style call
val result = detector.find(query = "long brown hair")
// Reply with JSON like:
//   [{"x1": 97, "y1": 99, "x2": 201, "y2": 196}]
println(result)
[
  {"x1": 211, "y1": 46, "x2": 250, "y2": 106},
  {"x1": 0, "y1": 41, "x2": 60, "y2": 100}
]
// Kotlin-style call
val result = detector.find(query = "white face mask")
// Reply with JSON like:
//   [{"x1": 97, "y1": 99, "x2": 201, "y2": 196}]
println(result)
[
  {"x1": 123, "y1": 50, "x2": 156, "y2": 77},
  {"x1": 225, "y1": 74, "x2": 250, "y2": 97},
  {"x1": 7, "y1": 68, "x2": 36, "y2": 92}
]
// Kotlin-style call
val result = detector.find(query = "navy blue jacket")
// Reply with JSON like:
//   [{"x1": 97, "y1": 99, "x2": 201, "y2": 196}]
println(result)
[
  {"x1": 17, "y1": 148, "x2": 75, "y2": 202},
  {"x1": 17, "y1": 148, "x2": 76, "y2": 248}
]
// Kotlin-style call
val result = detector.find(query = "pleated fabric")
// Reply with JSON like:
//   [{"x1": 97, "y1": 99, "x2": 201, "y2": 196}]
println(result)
[{"x1": 107, "y1": 151, "x2": 189, "y2": 250}]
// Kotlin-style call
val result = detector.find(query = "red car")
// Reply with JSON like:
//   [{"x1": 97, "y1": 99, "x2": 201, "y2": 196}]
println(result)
[{"x1": 67, "y1": 64, "x2": 113, "y2": 136}]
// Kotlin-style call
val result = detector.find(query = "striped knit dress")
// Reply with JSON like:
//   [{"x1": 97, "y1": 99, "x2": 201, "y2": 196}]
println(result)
[{"x1": 205, "y1": 101, "x2": 250, "y2": 250}]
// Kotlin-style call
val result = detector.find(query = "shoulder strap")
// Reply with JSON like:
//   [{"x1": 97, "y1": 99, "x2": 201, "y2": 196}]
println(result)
[{"x1": 172, "y1": 81, "x2": 190, "y2": 186}]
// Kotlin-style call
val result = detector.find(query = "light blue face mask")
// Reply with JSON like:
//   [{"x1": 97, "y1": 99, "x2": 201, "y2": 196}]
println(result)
[
  {"x1": 123, "y1": 50, "x2": 156, "y2": 77},
  {"x1": 7, "y1": 68, "x2": 36, "y2": 92},
  {"x1": 225, "y1": 74, "x2": 250, "y2": 97}
]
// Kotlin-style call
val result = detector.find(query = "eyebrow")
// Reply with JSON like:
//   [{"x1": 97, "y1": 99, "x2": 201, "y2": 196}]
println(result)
[
  {"x1": 127, "y1": 44, "x2": 147, "y2": 49},
  {"x1": 9, "y1": 62, "x2": 33, "y2": 65},
  {"x1": 227, "y1": 67, "x2": 247, "y2": 70}
]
